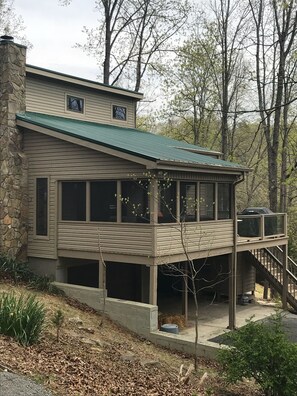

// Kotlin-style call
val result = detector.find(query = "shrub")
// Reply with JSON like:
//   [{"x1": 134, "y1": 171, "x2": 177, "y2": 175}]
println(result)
[
  {"x1": 28, "y1": 275, "x2": 64, "y2": 296},
  {"x1": 0, "y1": 292, "x2": 46, "y2": 346},
  {"x1": 0, "y1": 255, "x2": 64, "y2": 296},
  {"x1": 0, "y1": 255, "x2": 32, "y2": 283},
  {"x1": 218, "y1": 313, "x2": 297, "y2": 396},
  {"x1": 51, "y1": 309, "x2": 65, "y2": 341}
]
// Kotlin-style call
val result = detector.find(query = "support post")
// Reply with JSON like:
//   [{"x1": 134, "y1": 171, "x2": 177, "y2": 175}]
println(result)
[
  {"x1": 182, "y1": 262, "x2": 188, "y2": 325},
  {"x1": 228, "y1": 253, "x2": 237, "y2": 329},
  {"x1": 263, "y1": 279, "x2": 269, "y2": 300},
  {"x1": 259, "y1": 215, "x2": 265, "y2": 239},
  {"x1": 229, "y1": 180, "x2": 238, "y2": 330},
  {"x1": 282, "y1": 243, "x2": 288, "y2": 310},
  {"x1": 149, "y1": 263, "x2": 158, "y2": 305}
]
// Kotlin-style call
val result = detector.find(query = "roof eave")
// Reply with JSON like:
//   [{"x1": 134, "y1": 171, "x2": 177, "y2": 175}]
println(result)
[
  {"x1": 25, "y1": 64, "x2": 143, "y2": 101},
  {"x1": 151, "y1": 160, "x2": 250, "y2": 175}
]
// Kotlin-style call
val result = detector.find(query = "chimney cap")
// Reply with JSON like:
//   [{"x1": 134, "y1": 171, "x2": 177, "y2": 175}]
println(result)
[{"x1": 0, "y1": 35, "x2": 14, "y2": 42}]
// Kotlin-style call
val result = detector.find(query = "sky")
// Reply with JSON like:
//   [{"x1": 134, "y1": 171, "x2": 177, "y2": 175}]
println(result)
[{"x1": 13, "y1": 0, "x2": 100, "y2": 81}]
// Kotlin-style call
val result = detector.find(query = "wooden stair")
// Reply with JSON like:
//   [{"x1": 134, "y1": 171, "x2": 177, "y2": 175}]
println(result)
[{"x1": 249, "y1": 247, "x2": 297, "y2": 312}]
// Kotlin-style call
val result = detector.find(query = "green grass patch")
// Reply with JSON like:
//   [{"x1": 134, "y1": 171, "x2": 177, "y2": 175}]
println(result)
[{"x1": 0, "y1": 292, "x2": 46, "y2": 346}]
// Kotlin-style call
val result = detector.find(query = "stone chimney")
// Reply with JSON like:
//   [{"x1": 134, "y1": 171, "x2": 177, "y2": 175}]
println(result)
[{"x1": 0, "y1": 36, "x2": 28, "y2": 260}]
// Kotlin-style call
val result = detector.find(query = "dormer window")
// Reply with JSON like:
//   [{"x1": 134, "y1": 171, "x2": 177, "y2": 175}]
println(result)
[
  {"x1": 66, "y1": 95, "x2": 84, "y2": 113},
  {"x1": 113, "y1": 105, "x2": 126, "y2": 121}
]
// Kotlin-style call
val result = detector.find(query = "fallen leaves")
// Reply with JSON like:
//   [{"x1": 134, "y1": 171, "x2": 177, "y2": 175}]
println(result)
[{"x1": 0, "y1": 283, "x2": 263, "y2": 395}]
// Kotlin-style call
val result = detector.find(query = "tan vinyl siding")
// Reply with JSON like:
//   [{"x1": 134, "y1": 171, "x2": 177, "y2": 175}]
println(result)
[
  {"x1": 58, "y1": 223, "x2": 154, "y2": 256},
  {"x1": 24, "y1": 130, "x2": 146, "y2": 259},
  {"x1": 26, "y1": 76, "x2": 136, "y2": 127},
  {"x1": 155, "y1": 220, "x2": 234, "y2": 257},
  {"x1": 58, "y1": 221, "x2": 234, "y2": 259}
]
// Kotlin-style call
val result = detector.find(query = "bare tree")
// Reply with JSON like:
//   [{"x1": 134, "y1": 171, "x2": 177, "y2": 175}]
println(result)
[
  {"x1": 208, "y1": 0, "x2": 251, "y2": 159},
  {"x1": 62, "y1": 0, "x2": 189, "y2": 91},
  {"x1": 121, "y1": 174, "x2": 230, "y2": 371},
  {"x1": 248, "y1": 0, "x2": 297, "y2": 211},
  {"x1": 0, "y1": 0, "x2": 29, "y2": 45}
]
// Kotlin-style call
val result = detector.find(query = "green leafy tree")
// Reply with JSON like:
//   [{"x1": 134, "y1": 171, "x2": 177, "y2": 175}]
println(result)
[
  {"x1": 218, "y1": 313, "x2": 297, "y2": 396},
  {"x1": 162, "y1": 29, "x2": 220, "y2": 148}
]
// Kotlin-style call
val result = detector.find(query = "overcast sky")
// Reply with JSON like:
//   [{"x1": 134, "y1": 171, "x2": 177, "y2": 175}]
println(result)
[{"x1": 13, "y1": 0, "x2": 100, "y2": 81}]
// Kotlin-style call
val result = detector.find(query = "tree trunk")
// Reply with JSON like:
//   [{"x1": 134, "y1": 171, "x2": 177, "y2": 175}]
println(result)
[{"x1": 103, "y1": 3, "x2": 111, "y2": 85}]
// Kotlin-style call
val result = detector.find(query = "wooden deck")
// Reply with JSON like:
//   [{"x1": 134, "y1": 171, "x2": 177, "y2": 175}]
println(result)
[{"x1": 57, "y1": 214, "x2": 287, "y2": 263}]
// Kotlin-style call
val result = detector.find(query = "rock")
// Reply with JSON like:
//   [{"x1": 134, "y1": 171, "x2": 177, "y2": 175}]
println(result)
[
  {"x1": 80, "y1": 337, "x2": 96, "y2": 345},
  {"x1": 120, "y1": 352, "x2": 138, "y2": 362},
  {"x1": 199, "y1": 372, "x2": 208, "y2": 385},
  {"x1": 94, "y1": 338, "x2": 110, "y2": 348},
  {"x1": 90, "y1": 347, "x2": 103, "y2": 353},
  {"x1": 68, "y1": 317, "x2": 83, "y2": 325},
  {"x1": 78, "y1": 326, "x2": 95, "y2": 334},
  {"x1": 140, "y1": 360, "x2": 161, "y2": 368}
]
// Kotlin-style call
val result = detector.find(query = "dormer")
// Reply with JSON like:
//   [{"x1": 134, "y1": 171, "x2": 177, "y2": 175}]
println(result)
[{"x1": 25, "y1": 65, "x2": 143, "y2": 128}]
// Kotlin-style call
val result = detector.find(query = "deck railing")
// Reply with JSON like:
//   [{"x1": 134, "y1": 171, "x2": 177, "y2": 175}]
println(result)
[{"x1": 237, "y1": 213, "x2": 287, "y2": 239}]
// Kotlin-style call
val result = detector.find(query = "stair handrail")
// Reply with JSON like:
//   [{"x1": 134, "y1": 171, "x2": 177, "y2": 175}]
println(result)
[
  {"x1": 251, "y1": 248, "x2": 297, "y2": 309},
  {"x1": 263, "y1": 248, "x2": 297, "y2": 297},
  {"x1": 268, "y1": 246, "x2": 297, "y2": 278}
]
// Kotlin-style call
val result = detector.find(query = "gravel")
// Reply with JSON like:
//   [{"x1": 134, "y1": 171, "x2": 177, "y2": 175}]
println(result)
[{"x1": 0, "y1": 372, "x2": 52, "y2": 396}]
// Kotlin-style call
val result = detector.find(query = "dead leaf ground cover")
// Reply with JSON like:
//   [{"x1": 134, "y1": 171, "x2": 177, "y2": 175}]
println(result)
[{"x1": 0, "y1": 282, "x2": 263, "y2": 396}]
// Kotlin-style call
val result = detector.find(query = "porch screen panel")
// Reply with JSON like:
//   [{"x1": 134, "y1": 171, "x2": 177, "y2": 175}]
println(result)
[
  {"x1": 90, "y1": 181, "x2": 117, "y2": 222},
  {"x1": 180, "y1": 182, "x2": 197, "y2": 222},
  {"x1": 121, "y1": 180, "x2": 149, "y2": 223},
  {"x1": 36, "y1": 178, "x2": 48, "y2": 236},
  {"x1": 218, "y1": 183, "x2": 231, "y2": 219},
  {"x1": 199, "y1": 183, "x2": 215, "y2": 221},
  {"x1": 158, "y1": 181, "x2": 177, "y2": 223},
  {"x1": 61, "y1": 182, "x2": 86, "y2": 221}
]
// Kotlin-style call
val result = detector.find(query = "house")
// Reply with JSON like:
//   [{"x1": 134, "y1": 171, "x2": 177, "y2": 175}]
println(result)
[{"x1": 0, "y1": 36, "x2": 294, "y2": 332}]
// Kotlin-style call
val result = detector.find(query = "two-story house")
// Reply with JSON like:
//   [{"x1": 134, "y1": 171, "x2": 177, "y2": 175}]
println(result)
[{"x1": 0, "y1": 36, "x2": 294, "y2": 332}]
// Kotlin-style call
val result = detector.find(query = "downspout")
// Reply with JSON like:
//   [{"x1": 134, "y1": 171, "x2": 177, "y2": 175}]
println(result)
[{"x1": 228, "y1": 172, "x2": 245, "y2": 330}]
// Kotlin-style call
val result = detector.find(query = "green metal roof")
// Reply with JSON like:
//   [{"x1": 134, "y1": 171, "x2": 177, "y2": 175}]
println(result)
[{"x1": 17, "y1": 112, "x2": 247, "y2": 172}]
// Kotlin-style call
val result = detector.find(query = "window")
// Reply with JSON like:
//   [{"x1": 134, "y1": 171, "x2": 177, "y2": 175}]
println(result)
[
  {"x1": 218, "y1": 183, "x2": 231, "y2": 219},
  {"x1": 113, "y1": 105, "x2": 127, "y2": 121},
  {"x1": 121, "y1": 180, "x2": 149, "y2": 223},
  {"x1": 36, "y1": 178, "x2": 48, "y2": 236},
  {"x1": 158, "y1": 181, "x2": 176, "y2": 223},
  {"x1": 199, "y1": 183, "x2": 215, "y2": 221},
  {"x1": 180, "y1": 182, "x2": 197, "y2": 222},
  {"x1": 90, "y1": 181, "x2": 117, "y2": 222},
  {"x1": 66, "y1": 95, "x2": 84, "y2": 113},
  {"x1": 62, "y1": 182, "x2": 86, "y2": 221}
]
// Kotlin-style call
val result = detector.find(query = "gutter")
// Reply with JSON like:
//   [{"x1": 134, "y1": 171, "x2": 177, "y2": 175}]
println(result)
[{"x1": 153, "y1": 160, "x2": 250, "y2": 174}]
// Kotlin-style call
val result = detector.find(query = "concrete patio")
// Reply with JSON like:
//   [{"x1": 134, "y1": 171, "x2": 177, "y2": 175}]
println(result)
[
  {"x1": 180, "y1": 300, "x2": 279, "y2": 343},
  {"x1": 158, "y1": 293, "x2": 281, "y2": 344}
]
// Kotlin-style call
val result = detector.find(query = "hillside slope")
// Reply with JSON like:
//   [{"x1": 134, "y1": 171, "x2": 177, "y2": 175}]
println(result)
[{"x1": 0, "y1": 282, "x2": 261, "y2": 395}]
